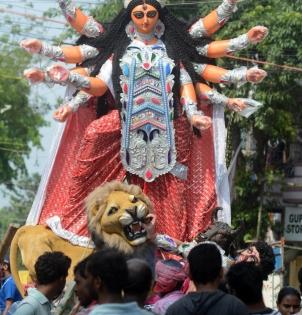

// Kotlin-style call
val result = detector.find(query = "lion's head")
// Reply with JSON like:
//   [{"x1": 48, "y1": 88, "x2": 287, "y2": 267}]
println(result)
[{"x1": 86, "y1": 181, "x2": 153, "y2": 254}]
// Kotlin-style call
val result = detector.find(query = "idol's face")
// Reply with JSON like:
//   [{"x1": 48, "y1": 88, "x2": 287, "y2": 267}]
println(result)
[{"x1": 131, "y1": 4, "x2": 159, "y2": 34}]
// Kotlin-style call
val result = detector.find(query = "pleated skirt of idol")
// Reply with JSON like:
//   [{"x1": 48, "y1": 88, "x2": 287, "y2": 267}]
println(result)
[{"x1": 27, "y1": 90, "x2": 230, "y2": 247}]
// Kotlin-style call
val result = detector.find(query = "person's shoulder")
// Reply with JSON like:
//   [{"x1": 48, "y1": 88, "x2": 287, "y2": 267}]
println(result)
[
  {"x1": 220, "y1": 293, "x2": 249, "y2": 314},
  {"x1": 12, "y1": 301, "x2": 37, "y2": 315},
  {"x1": 166, "y1": 294, "x2": 194, "y2": 315}
]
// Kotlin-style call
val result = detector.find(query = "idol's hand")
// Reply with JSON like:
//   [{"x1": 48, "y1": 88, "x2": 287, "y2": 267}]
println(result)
[
  {"x1": 24, "y1": 68, "x2": 45, "y2": 84},
  {"x1": 246, "y1": 68, "x2": 267, "y2": 83},
  {"x1": 227, "y1": 98, "x2": 247, "y2": 112},
  {"x1": 53, "y1": 105, "x2": 73, "y2": 122},
  {"x1": 191, "y1": 115, "x2": 212, "y2": 130},
  {"x1": 247, "y1": 26, "x2": 268, "y2": 44},
  {"x1": 47, "y1": 64, "x2": 70, "y2": 83},
  {"x1": 20, "y1": 39, "x2": 42, "y2": 54}
]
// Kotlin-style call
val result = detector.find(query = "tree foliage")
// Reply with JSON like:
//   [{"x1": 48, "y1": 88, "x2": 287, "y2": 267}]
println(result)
[
  {"x1": 198, "y1": 0, "x2": 302, "y2": 238},
  {"x1": 0, "y1": 173, "x2": 40, "y2": 238},
  {"x1": 0, "y1": 44, "x2": 45, "y2": 188}
]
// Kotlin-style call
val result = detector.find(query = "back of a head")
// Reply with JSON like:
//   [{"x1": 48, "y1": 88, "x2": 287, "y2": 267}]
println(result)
[
  {"x1": 253, "y1": 241, "x2": 275, "y2": 280},
  {"x1": 86, "y1": 248, "x2": 128, "y2": 294},
  {"x1": 227, "y1": 262, "x2": 263, "y2": 305},
  {"x1": 124, "y1": 258, "x2": 153, "y2": 300},
  {"x1": 188, "y1": 243, "x2": 222, "y2": 285},
  {"x1": 35, "y1": 251, "x2": 71, "y2": 285}
]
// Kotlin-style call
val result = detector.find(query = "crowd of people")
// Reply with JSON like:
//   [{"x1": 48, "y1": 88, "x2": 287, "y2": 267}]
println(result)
[{"x1": 1, "y1": 241, "x2": 302, "y2": 315}]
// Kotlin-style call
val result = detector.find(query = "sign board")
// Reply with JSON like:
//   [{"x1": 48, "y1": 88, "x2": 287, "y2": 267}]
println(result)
[{"x1": 284, "y1": 206, "x2": 302, "y2": 241}]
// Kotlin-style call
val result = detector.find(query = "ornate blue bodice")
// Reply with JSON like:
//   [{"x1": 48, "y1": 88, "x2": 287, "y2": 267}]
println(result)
[{"x1": 119, "y1": 40, "x2": 177, "y2": 182}]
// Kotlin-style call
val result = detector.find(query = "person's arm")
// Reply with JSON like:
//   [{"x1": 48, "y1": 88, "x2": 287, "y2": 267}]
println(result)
[
  {"x1": 195, "y1": 82, "x2": 247, "y2": 112},
  {"x1": 189, "y1": 0, "x2": 237, "y2": 38},
  {"x1": 58, "y1": 0, "x2": 104, "y2": 37},
  {"x1": 179, "y1": 67, "x2": 212, "y2": 130},
  {"x1": 20, "y1": 39, "x2": 99, "y2": 64},
  {"x1": 196, "y1": 26, "x2": 268, "y2": 58},
  {"x1": 194, "y1": 64, "x2": 267, "y2": 85},
  {"x1": 2, "y1": 299, "x2": 13, "y2": 315}
]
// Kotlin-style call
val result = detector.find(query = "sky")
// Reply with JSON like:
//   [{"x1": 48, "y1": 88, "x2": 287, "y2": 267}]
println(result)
[{"x1": 0, "y1": 1, "x2": 98, "y2": 206}]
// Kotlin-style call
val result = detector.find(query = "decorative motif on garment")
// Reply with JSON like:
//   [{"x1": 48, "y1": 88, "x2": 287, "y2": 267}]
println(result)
[
  {"x1": 120, "y1": 42, "x2": 176, "y2": 182},
  {"x1": 217, "y1": 0, "x2": 237, "y2": 25}
]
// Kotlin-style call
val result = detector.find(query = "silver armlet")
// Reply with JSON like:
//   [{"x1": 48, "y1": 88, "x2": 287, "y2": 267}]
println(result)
[
  {"x1": 189, "y1": 19, "x2": 207, "y2": 38},
  {"x1": 221, "y1": 66, "x2": 247, "y2": 86},
  {"x1": 228, "y1": 34, "x2": 249, "y2": 53},
  {"x1": 68, "y1": 91, "x2": 91, "y2": 112},
  {"x1": 79, "y1": 45, "x2": 99, "y2": 61},
  {"x1": 40, "y1": 42, "x2": 64, "y2": 61},
  {"x1": 81, "y1": 18, "x2": 103, "y2": 38},
  {"x1": 180, "y1": 68, "x2": 192, "y2": 85},
  {"x1": 58, "y1": 0, "x2": 76, "y2": 20},
  {"x1": 196, "y1": 45, "x2": 209, "y2": 57},
  {"x1": 181, "y1": 97, "x2": 204, "y2": 122},
  {"x1": 193, "y1": 63, "x2": 207, "y2": 75},
  {"x1": 68, "y1": 72, "x2": 91, "y2": 89},
  {"x1": 217, "y1": 0, "x2": 237, "y2": 24},
  {"x1": 204, "y1": 90, "x2": 229, "y2": 107}
]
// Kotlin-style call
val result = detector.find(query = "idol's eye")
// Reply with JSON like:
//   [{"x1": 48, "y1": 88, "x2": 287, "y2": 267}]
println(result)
[
  {"x1": 133, "y1": 11, "x2": 144, "y2": 19},
  {"x1": 146, "y1": 11, "x2": 157, "y2": 18},
  {"x1": 108, "y1": 207, "x2": 118, "y2": 216}
]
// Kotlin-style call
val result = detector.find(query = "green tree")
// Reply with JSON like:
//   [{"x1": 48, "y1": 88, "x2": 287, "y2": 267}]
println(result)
[
  {"x1": 0, "y1": 43, "x2": 45, "y2": 188},
  {"x1": 0, "y1": 173, "x2": 40, "y2": 238},
  {"x1": 198, "y1": 0, "x2": 302, "y2": 238}
]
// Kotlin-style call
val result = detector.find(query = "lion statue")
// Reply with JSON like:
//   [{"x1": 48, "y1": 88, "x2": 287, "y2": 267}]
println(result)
[{"x1": 10, "y1": 181, "x2": 154, "y2": 296}]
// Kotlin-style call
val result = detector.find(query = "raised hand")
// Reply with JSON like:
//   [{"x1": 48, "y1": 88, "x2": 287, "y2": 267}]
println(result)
[
  {"x1": 247, "y1": 26, "x2": 269, "y2": 44},
  {"x1": 191, "y1": 115, "x2": 212, "y2": 130},
  {"x1": 53, "y1": 105, "x2": 73, "y2": 122},
  {"x1": 227, "y1": 98, "x2": 247, "y2": 112},
  {"x1": 24, "y1": 68, "x2": 45, "y2": 84},
  {"x1": 20, "y1": 39, "x2": 42, "y2": 54},
  {"x1": 47, "y1": 64, "x2": 70, "y2": 83},
  {"x1": 246, "y1": 68, "x2": 267, "y2": 83}
]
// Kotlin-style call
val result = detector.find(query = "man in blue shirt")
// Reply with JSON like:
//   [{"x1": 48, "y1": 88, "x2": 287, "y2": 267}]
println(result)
[{"x1": 0, "y1": 259, "x2": 22, "y2": 315}]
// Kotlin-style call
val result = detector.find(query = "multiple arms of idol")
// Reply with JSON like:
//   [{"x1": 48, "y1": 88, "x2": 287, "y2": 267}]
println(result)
[{"x1": 22, "y1": 0, "x2": 268, "y2": 125}]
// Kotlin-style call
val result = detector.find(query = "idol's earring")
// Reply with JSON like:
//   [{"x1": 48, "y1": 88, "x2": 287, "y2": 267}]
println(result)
[
  {"x1": 125, "y1": 21, "x2": 137, "y2": 41},
  {"x1": 154, "y1": 19, "x2": 165, "y2": 39}
]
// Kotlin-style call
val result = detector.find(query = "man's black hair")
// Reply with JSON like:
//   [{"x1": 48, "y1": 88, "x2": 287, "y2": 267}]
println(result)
[
  {"x1": 252, "y1": 241, "x2": 275, "y2": 280},
  {"x1": 226, "y1": 262, "x2": 263, "y2": 305},
  {"x1": 35, "y1": 251, "x2": 71, "y2": 285},
  {"x1": 188, "y1": 243, "x2": 222, "y2": 285},
  {"x1": 86, "y1": 248, "x2": 128, "y2": 294},
  {"x1": 74, "y1": 256, "x2": 90, "y2": 278},
  {"x1": 124, "y1": 258, "x2": 153, "y2": 303},
  {"x1": 277, "y1": 286, "x2": 301, "y2": 305}
]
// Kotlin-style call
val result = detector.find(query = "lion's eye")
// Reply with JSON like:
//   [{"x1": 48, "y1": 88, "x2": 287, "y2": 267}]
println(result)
[{"x1": 108, "y1": 207, "x2": 118, "y2": 216}]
